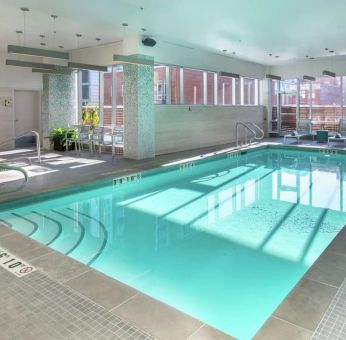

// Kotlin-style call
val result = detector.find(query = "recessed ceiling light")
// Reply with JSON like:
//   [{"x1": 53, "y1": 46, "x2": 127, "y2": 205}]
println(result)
[
  {"x1": 269, "y1": 53, "x2": 272, "y2": 56},
  {"x1": 50, "y1": 14, "x2": 58, "y2": 19},
  {"x1": 325, "y1": 48, "x2": 329, "y2": 51},
  {"x1": 140, "y1": 7, "x2": 144, "y2": 10},
  {"x1": 232, "y1": 51, "x2": 236, "y2": 55},
  {"x1": 96, "y1": 38, "x2": 101, "y2": 41},
  {"x1": 329, "y1": 50, "x2": 335, "y2": 53},
  {"x1": 222, "y1": 49, "x2": 227, "y2": 52},
  {"x1": 310, "y1": 57, "x2": 315, "y2": 60},
  {"x1": 305, "y1": 55, "x2": 309, "y2": 58},
  {"x1": 141, "y1": 28, "x2": 147, "y2": 32},
  {"x1": 20, "y1": 7, "x2": 29, "y2": 12},
  {"x1": 76, "y1": 34, "x2": 82, "y2": 38},
  {"x1": 59, "y1": 46, "x2": 64, "y2": 49},
  {"x1": 39, "y1": 34, "x2": 45, "y2": 38},
  {"x1": 40, "y1": 43, "x2": 46, "y2": 46},
  {"x1": 275, "y1": 55, "x2": 280, "y2": 58},
  {"x1": 16, "y1": 30, "x2": 23, "y2": 34},
  {"x1": 122, "y1": 23, "x2": 128, "y2": 27}
]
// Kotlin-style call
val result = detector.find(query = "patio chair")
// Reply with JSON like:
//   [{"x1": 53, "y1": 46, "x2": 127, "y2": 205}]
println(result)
[
  {"x1": 65, "y1": 125, "x2": 80, "y2": 153},
  {"x1": 112, "y1": 127, "x2": 124, "y2": 156},
  {"x1": 78, "y1": 125, "x2": 92, "y2": 152},
  {"x1": 328, "y1": 119, "x2": 346, "y2": 147},
  {"x1": 284, "y1": 119, "x2": 312, "y2": 144},
  {"x1": 90, "y1": 126, "x2": 105, "y2": 154}
]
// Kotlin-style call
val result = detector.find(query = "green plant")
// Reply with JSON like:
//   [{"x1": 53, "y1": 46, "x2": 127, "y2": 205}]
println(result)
[
  {"x1": 49, "y1": 127, "x2": 65, "y2": 144},
  {"x1": 82, "y1": 103, "x2": 90, "y2": 124}
]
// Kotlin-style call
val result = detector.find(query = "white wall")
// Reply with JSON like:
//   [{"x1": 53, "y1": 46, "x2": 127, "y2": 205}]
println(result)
[
  {"x1": 0, "y1": 52, "x2": 43, "y2": 90},
  {"x1": 0, "y1": 88, "x2": 15, "y2": 150},
  {"x1": 269, "y1": 55, "x2": 346, "y2": 79},
  {"x1": 155, "y1": 105, "x2": 266, "y2": 155}
]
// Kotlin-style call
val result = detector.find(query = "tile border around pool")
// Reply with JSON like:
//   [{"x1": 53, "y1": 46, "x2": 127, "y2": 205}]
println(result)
[{"x1": 1, "y1": 141, "x2": 346, "y2": 339}]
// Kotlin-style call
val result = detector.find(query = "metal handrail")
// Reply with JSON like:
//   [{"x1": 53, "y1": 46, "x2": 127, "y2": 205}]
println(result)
[
  {"x1": 0, "y1": 130, "x2": 41, "y2": 164},
  {"x1": 245, "y1": 122, "x2": 265, "y2": 140},
  {"x1": 0, "y1": 164, "x2": 28, "y2": 182},
  {"x1": 236, "y1": 122, "x2": 256, "y2": 148}
]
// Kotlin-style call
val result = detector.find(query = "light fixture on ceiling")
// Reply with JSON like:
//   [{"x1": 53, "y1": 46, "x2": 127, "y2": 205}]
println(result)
[
  {"x1": 50, "y1": 14, "x2": 58, "y2": 47},
  {"x1": 8, "y1": 45, "x2": 69, "y2": 60},
  {"x1": 96, "y1": 38, "x2": 101, "y2": 42},
  {"x1": 76, "y1": 34, "x2": 82, "y2": 48},
  {"x1": 20, "y1": 7, "x2": 29, "y2": 46},
  {"x1": 269, "y1": 53, "x2": 272, "y2": 57},
  {"x1": 6, "y1": 59, "x2": 58, "y2": 70},
  {"x1": 303, "y1": 75, "x2": 316, "y2": 81},
  {"x1": 15, "y1": 30, "x2": 23, "y2": 45},
  {"x1": 322, "y1": 70, "x2": 336, "y2": 77},
  {"x1": 59, "y1": 45, "x2": 64, "y2": 49},
  {"x1": 68, "y1": 62, "x2": 108, "y2": 72},
  {"x1": 32, "y1": 67, "x2": 71, "y2": 75},
  {"x1": 141, "y1": 28, "x2": 147, "y2": 32},
  {"x1": 232, "y1": 52, "x2": 236, "y2": 55},
  {"x1": 219, "y1": 71, "x2": 240, "y2": 79},
  {"x1": 266, "y1": 74, "x2": 281, "y2": 81},
  {"x1": 275, "y1": 55, "x2": 280, "y2": 58},
  {"x1": 113, "y1": 54, "x2": 154, "y2": 66},
  {"x1": 222, "y1": 49, "x2": 227, "y2": 52}
]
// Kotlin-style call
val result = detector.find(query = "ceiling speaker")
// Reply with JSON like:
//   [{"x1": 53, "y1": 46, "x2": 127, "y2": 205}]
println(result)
[{"x1": 142, "y1": 37, "x2": 156, "y2": 47}]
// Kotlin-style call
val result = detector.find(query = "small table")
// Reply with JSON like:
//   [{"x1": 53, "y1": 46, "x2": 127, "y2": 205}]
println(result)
[{"x1": 316, "y1": 130, "x2": 329, "y2": 143}]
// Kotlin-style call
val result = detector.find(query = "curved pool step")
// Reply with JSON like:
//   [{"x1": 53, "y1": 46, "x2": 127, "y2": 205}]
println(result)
[
  {"x1": 11, "y1": 212, "x2": 38, "y2": 236},
  {"x1": 66, "y1": 207, "x2": 108, "y2": 265},
  {"x1": 50, "y1": 209, "x2": 86, "y2": 256},
  {"x1": 0, "y1": 218, "x2": 12, "y2": 229},
  {"x1": 31, "y1": 211, "x2": 63, "y2": 246}
]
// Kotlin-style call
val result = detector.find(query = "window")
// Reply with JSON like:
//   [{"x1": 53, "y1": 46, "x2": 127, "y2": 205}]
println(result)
[
  {"x1": 311, "y1": 76, "x2": 341, "y2": 132},
  {"x1": 243, "y1": 78, "x2": 256, "y2": 105},
  {"x1": 82, "y1": 84, "x2": 89, "y2": 101},
  {"x1": 207, "y1": 72, "x2": 216, "y2": 105},
  {"x1": 234, "y1": 78, "x2": 241, "y2": 105},
  {"x1": 114, "y1": 65, "x2": 124, "y2": 127},
  {"x1": 103, "y1": 67, "x2": 112, "y2": 126},
  {"x1": 270, "y1": 79, "x2": 279, "y2": 132},
  {"x1": 80, "y1": 70, "x2": 100, "y2": 125},
  {"x1": 218, "y1": 76, "x2": 233, "y2": 105},
  {"x1": 184, "y1": 68, "x2": 204, "y2": 105},
  {"x1": 154, "y1": 65, "x2": 166, "y2": 104},
  {"x1": 170, "y1": 66, "x2": 181, "y2": 104},
  {"x1": 280, "y1": 79, "x2": 298, "y2": 132}
]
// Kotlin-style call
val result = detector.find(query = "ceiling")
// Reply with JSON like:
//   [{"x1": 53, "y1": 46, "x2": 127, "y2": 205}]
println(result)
[{"x1": 1, "y1": 0, "x2": 346, "y2": 65}]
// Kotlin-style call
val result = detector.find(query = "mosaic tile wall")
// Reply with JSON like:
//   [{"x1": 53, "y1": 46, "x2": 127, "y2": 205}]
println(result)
[
  {"x1": 123, "y1": 61, "x2": 155, "y2": 160},
  {"x1": 41, "y1": 74, "x2": 74, "y2": 149}
]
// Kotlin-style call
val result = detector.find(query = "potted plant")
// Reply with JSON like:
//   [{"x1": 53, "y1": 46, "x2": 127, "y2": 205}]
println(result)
[{"x1": 50, "y1": 127, "x2": 78, "y2": 151}]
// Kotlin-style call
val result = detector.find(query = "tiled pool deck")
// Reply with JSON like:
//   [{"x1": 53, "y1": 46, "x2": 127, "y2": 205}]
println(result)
[{"x1": 0, "y1": 139, "x2": 345, "y2": 339}]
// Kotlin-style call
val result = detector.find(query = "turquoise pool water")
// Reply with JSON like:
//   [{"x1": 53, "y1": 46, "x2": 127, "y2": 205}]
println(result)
[{"x1": 0, "y1": 147, "x2": 345, "y2": 339}]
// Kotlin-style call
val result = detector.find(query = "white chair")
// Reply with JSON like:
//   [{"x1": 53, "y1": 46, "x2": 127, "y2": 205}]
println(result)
[
  {"x1": 90, "y1": 126, "x2": 105, "y2": 154},
  {"x1": 328, "y1": 119, "x2": 346, "y2": 147},
  {"x1": 112, "y1": 127, "x2": 124, "y2": 156},
  {"x1": 65, "y1": 125, "x2": 80, "y2": 153},
  {"x1": 78, "y1": 125, "x2": 92, "y2": 152},
  {"x1": 284, "y1": 119, "x2": 312, "y2": 144}
]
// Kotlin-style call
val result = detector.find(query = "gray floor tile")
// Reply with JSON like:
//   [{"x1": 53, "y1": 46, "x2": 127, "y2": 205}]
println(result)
[
  {"x1": 31, "y1": 251, "x2": 89, "y2": 283},
  {"x1": 306, "y1": 251, "x2": 346, "y2": 287},
  {"x1": 0, "y1": 232, "x2": 41, "y2": 255},
  {"x1": 274, "y1": 278, "x2": 337, "y2": 331},
  {"x1": 66, "y1": 269, "x2": 138, "y2": 310},
  {"x1": 189, "y1": 325, "x2": 235, "y2": 340},
  {"x1": 0, "y1": 224, "x2": 14, "y2": 237},
  {"x1": 326, "y1": 227, "x2": 346, "y2": 255},
  {"x1": 254, "y1": 316, "x2": 313, "y2": 340},
  {"x1": 113, "y1": 293, "x2": 202, "y2": 340}
]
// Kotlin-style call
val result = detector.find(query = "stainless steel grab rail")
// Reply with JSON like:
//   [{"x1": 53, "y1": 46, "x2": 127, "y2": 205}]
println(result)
[
  {"x1": 245, "y1": 122, "x2": 265, "y2": 140},
  {"x1": 0, "y1": 164, "x2": 28, "y2": 183},
  {"x1": 0, "y1": 130, "x2": 41, "y2": 164},
  {"x1": 236, "y1": 122, "x2": 256, "y2": 148}
]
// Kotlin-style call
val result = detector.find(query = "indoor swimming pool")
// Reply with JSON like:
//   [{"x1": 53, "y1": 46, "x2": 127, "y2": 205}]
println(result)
[{"x1": 0, "y1": 146, "x2": 345, "y2": 339}]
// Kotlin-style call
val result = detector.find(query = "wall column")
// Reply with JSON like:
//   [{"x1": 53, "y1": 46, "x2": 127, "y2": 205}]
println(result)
[
  {"x1": 123, "y1": 58, "x2": 155, "y2": 159},
  {"x1": 41, "y1": 74, "x2": 74, "y2": 149}
]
